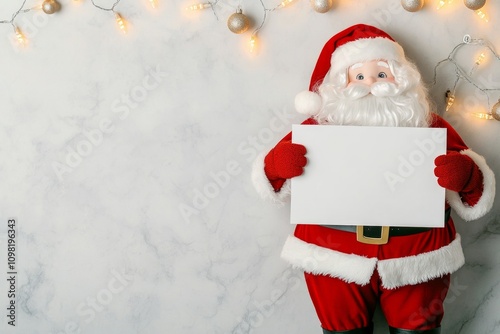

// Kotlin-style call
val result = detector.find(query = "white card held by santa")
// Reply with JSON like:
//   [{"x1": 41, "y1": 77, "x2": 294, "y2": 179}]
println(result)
[{"x1": 252, "y1": 24, "x2": 495, "y2": 334}]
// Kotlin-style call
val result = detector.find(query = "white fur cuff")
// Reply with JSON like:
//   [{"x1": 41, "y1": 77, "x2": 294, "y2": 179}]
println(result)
[
  {"x1": 445, "y1": 149, "x2": 496, "y2": 221},
  {"x1": 251, "y1": 152, "x2": 291, "y2": 205}
]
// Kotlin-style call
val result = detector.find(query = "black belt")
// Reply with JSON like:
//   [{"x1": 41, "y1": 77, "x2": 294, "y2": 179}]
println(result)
[{"x1": 323, "y1": 208, "x2": 452, "y2": 245}]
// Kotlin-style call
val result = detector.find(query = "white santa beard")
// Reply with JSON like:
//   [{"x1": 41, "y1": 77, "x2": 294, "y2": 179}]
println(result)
[{"x1": 316, "y1": 89, "x2": 430, "y2": 128}]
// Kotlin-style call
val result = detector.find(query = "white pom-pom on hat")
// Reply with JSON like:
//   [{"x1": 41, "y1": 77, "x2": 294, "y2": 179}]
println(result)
[{"x1": 295, "y1": 90, "x2": 322, "y2": 116}]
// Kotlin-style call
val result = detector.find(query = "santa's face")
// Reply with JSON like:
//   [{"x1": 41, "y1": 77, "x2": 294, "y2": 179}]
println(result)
[
  {"x1": 315, "y1": 59, "x2": 430, "y2": 128},
  {"x1": 347, "y1": 60, "x2": 395, "y2": 86}
]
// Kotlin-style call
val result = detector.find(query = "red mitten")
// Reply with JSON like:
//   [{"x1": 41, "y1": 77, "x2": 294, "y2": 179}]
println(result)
[
  {"x1": 264, "y1": 142, "x2": 307, "y2": 180},
  {"x1": 434, "y1": 151, "x2": 482, "y2": 193}
]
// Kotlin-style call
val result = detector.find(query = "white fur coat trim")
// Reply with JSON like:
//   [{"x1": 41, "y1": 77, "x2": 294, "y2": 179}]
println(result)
[
  {"x1": 251, "y1": 152, "x2": 291, "y2": 206},
  {"x1": 445, "y1": 149, "x2": 495, "y2": 222},
  {"x1": 377, "y1": 234, "x2": 465, "y2": 289},
  {"x1": 281, "y1": 235, "x2": 378, "y2": 285},
  {"x1": 281, "y1": 234, "x2": 464, "y2": 289}
]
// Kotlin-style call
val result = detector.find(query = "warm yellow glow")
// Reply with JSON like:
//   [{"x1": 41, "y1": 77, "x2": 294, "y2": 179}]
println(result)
[
  {"x1": 14, "y1": 26, "x2": 27, "y2": 46},
  {"x1": 472, "y1": 112, "x2": 494, "y2": 120},
  {"x1": 475, "y1": 52, "x2": 486, "y2": 65},
  {"x1": 115, "y1": 12, "x2": 127, "y2": 33},
  {"x1": 445, "y1": 93, "x2": 455, "y2": 112},
  {"x1": 186, "y1": 3, "x2": 211, "y2": 11},
  {"x1": 475, "y1": 10, "x2": 489, "y2": 22},
  {"x1": 249, "y1": 35, "x2": 257, "y2": 53},
  {"x1": 437, "y1": 0, "x2": 453, "y2": 10},
  {"x1": 279, "y1": 0, "x2": 296, "y2": 8},
  {"x1": 149, "y1": 0, "x2": 158, "y2": 8}
]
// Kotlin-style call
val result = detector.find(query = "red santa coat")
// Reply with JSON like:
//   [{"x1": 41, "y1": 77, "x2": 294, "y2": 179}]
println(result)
[{"x1": 252, "y1": 114, "x2": 495, "y2": 289}]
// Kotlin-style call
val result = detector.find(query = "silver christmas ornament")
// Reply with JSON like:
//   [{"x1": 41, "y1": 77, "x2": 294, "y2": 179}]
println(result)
[
  {"x1": 42, "y1": 0, "x2": 61, "y2": 14},
  {"x1": 310, "y1": 0, "x2": 333, "y2": 13},
  {"x1": 491, "y1": 100, "x2": 500, "y2": 121},
  {"x1": 401, "y1": 0, "x2": 424, "y2": 12},
  {"x1": 464, "y1": 0, "x2": 486, "y2": 10},
  {"x1": 227, "y1": 10, "x2": 250, "y2": 34}
]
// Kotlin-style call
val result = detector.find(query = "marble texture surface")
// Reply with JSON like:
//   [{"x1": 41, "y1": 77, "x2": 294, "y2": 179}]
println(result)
[{"x1": 0, "y1": 0, "x2": 499, "y2": 333}]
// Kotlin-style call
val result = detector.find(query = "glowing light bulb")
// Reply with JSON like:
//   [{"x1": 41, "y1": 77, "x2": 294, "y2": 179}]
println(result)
[
  {"x1": 149, "y1": 0, "x2": 158, "y2": 8},
  {"x1": 115, "y1": 12, "x2": 127, "y2": 33},
  {"x1": 279, "y1": 0, "x2": 296, "y2": 8},
  {"x1": 472, "y1": 112, "x2": 493, "y2": 120},
  {"x1": 186, "y1": 3, "x2": 211, "y2": 11},
  {"x1": 437, "y1": 0, "x2": 453, "y2": 10},
  {"x1": 445, "y1": 91, "x2": 455, "y2": 112},
  {"x1": 475, "y1": 10, "x2": 488, "y2": 22},
  {"x1": 249, "y1": 35, "x2": 257, "y2": 53},
  {"x1": 475, "y1": 52, "x2": 486, "y2": 65},
  {"x1": 14, "y1": 26, "x2": 27, "y2": 46}
]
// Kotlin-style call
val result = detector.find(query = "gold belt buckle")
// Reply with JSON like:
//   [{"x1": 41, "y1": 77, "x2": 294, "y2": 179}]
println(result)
[{"x1": 356, "y1": 226, "x2": 390, "y2": 245}]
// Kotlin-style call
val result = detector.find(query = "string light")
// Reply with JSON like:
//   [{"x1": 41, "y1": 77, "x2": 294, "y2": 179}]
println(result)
[
  {"x1": 249, "y1": 34, "x2": 258, "y2": 53},
  {"x1": 435, "y1": 0, "x2": 489, "y2": 21},
  {"x1": 115, "y1": 12, "x2": 127, "y2": 33},
  {"x1": 149, "y1": 0, "x2": 159, "y2": 9},
  {"x1": 279, "y1": 0, "x2": 297, "y2": 8},
  {"x1": 0, "y1": 0, "x2": 151, "y2": 48},
  {"x1": 14, "y1": 26, "x2": 27, "y2": 46},
  {"x1": 433, "y1": 34, "x2": 500, "y2": 121},
  {"x1": 445, "y1": 90, "x2": 455, "y2": 111},
  {"x1": 437, "y1": 0, "x2": 453, "y2": 10},
  {"x1": 0, "y1": 0, "x2": 496, "y2": 55},
  {"x1": 473, "y1": 112, "x2": 494, "y2": 120},
  {"x1": 186, "y1": 3, "x2": 212, "y2": 11},
  {"x1": 475, "y1": 52, "x2": 486, "y2": 65},
  {"x1": 475, "y1": 9, "x2": 488, "y2": 22}
]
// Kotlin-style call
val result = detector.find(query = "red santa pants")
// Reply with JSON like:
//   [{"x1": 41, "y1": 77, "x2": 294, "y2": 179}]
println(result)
[{"x1": 304, "y1": 270, "x2": 450, "y2": 332}]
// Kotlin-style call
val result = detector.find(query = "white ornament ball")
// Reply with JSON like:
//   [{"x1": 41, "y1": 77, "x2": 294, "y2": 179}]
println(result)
[
  {"x1": 227, "y1": 10, "x2": 250, "y2": 34},
  {"x1": 42, "y1": 0, "x2": 61, "y2": 14},
  {"x1": 401, "y1": 0, "x2": 424, "y2": 12},
  {"x1": 295, "y1": 90, "x2": 322, "y2": 116},
  {"x1": 310, "y1": 0, "x2": 333, "y2": 13},
  {"x1": 491, "y1": 100, "x2": 500, "y2": 121},
  {"x1": 464, "y1": 0, "x2": 486, "y2": 10}
]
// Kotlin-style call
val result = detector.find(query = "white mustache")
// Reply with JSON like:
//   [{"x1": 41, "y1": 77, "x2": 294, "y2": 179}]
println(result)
[{"x1": 335, "y1": 82, "x2": 401, "y2": 99}]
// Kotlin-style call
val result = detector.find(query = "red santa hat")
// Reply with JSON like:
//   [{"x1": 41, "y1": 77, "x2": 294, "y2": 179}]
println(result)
[{"x1": 295, "y1": 24, "x2": 406, "y2": 116}]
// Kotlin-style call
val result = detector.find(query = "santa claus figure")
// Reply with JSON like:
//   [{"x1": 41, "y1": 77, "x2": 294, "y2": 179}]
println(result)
[{"x1": 252, "y1": 24, "x2": 495, "y2": 334}]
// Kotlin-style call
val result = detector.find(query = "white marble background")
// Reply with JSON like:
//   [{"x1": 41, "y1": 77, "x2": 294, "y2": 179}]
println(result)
[{"x1": 0, "y1": 0, "x2": 499, "y2": 333}]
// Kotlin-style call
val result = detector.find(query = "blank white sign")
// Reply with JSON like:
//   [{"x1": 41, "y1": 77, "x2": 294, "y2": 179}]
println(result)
[{"x1": 291, "y1": 125, "x2": 447, "y2": 227}]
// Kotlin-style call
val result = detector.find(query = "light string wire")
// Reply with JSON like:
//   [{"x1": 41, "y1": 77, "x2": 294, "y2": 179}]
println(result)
[
  {"x1": 208, "y1": 0, "x2": 221, "y2": 21},
  {"x1": 252, "y1": 0, "x2": 282, "y2": 39},
  {"x1": 90, "y1": 0, "x2": 122, "y2": 12},
  {"x1": 0, "y1": 0, "x2": 31, "y2": 30},
  {"x1": 432, "y1": 34, "x2": 500, "y2": 114}
]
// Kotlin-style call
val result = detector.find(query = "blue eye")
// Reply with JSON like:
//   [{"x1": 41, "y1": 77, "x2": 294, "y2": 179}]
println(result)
[
  {"x1": 356, "y1": 74, "x2": 364, "y2": 80},
  {"x1": 378, "y1": 72, "x2": 388, "y2": 78}
]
